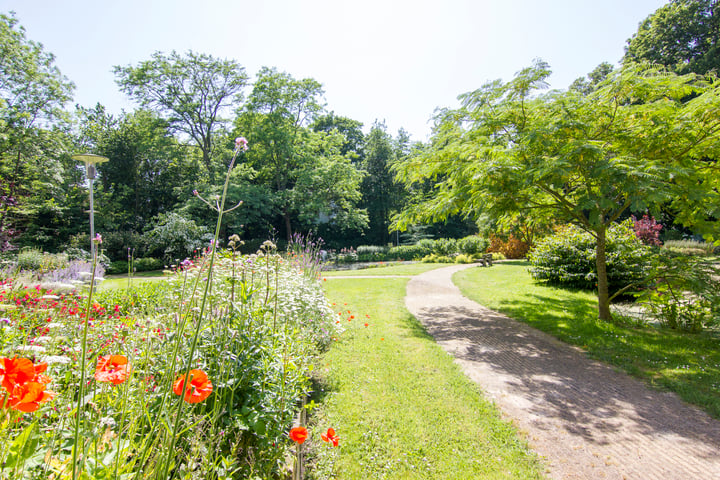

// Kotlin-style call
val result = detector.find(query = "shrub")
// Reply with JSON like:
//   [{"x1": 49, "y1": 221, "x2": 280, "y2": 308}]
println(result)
[
  {"x1": 457, "y1": 235, "x2": 489, "y2": 255},
  {"x1": 388, "y1": 244, "x2": 431, "y2": 261},
  {"x1": 107, "y1": 260, "x2": 129, "y2": 275},
  {"x1": 421, "y1": 254, "x2": 453, "y2": 263},
  {"x1": 528, "y1": 220, "x2": 652, "y2": 291},
  {"x1": 134, "y1": 257, "x2": 164, "y2": 271},
  {"x1": 632, "y1": 215, "x2": 663, "y2": 246},
  {"x1": 356, "y1": 245, "x2": 388, "y2": 262},
  {"x1": 487, "y1": 235, "x2": 530, "y2": 259},
  {"x1": 432, "y1": 238, "x2": 458, "y2": 256},
  {"x1": 143, "y1": 212, "x2": 212, "y2": 263},
  {"x1": 637, "y1": 252, "x2": 720, "y2": 331}
]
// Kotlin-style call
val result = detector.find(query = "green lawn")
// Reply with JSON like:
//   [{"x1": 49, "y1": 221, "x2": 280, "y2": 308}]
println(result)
[
  {"x1": 454, "y1": 261, "x2": 720, "y2": 419},
  {"x1": 311, "y1": 277, "x2": 545, "y2": 479},
  {"x1": 98, "y1": 272, "x2": 168, "y2": 291},
  {"x1": 321, "y1": 262, "x2": 447, "y2": 277}
]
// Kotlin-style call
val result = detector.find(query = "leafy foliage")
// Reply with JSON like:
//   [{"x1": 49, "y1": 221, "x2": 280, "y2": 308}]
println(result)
[
  {"x1": 394, "y1": 60, "x2": 720, "y2": 320},
  {"x1": 624, "y1": 0, "x2": 720, "y2": 75},
  {"x1": 637, "y1": 252, "x2": 720, "y2": 331},
  {"x1": 633, "y1": 214, "x2": 663, "y2": 246},
  {"x1": 528, "y1": 221, "x2": 653, "y2": 293}
]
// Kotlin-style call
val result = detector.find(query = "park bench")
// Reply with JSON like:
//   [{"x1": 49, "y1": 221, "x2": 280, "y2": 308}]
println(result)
[{"x1": 478, "y1": 253, "x2": 493, "y2": 267}]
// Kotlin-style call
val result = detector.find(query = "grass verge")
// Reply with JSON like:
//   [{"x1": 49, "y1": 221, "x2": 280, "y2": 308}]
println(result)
[
  {"x1": 321, "y1": 262, "x2": 447, "y2": 277},
  {"x1": 453, "y1": 261, "x2": 720, "y2": 419},
  {"x1": 310, "y1": 277, "x2": 545, "y2": 479}
]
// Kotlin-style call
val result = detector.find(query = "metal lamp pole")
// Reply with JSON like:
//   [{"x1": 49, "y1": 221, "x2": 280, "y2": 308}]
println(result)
[{"x1": 72, "y1": 154, "x2": 109, "y2": 259}]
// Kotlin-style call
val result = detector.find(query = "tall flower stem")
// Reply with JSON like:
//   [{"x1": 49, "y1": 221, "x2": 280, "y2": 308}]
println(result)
[
  {"x1": 159, "y1": 139, "x2": 246, "y2": 478},
  {"x1": 72, "y1": 237, "x2": 100, "y2": 480}
]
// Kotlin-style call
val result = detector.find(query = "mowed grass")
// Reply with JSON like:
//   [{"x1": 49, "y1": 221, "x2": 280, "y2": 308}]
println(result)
[
  {"x1": 311, "y1": 277, "x2": 545, "y2": 480},
  {"x1": 97, "y1": 274, "x2": 168, "y2": 291},
  {"x1": 454, "y1": 261, "x2": 720, "y2": 419},
  {"x1": 321, "y1": 262, "x2": 447, "y2": 277}
]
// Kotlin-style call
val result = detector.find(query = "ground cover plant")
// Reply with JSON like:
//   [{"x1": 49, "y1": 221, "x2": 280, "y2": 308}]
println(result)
[
  {"x1": 312, "y1": 276, "x2": 545, "y2": 479},
  {"x1": 453, "y1": 262, "x2": 720, "y2": 419}
]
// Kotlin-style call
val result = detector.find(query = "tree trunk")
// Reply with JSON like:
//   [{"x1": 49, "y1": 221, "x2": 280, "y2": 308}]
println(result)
[
  {"x1": 284, "y1": 208, "x2": 293, "y2": 242},
  {"x1": 595, "y1": 226, "x2": 613, "y2": 321}
]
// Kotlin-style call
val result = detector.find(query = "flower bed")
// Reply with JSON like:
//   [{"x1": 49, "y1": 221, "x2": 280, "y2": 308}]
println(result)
[{"x1": 0, "y1": 246, "x2": 339, "y2": 478}]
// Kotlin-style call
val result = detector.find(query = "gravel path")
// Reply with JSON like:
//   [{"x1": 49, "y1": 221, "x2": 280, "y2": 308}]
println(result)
[{"x1": 404, "y1": 263, "x2": 720, "y2": 480}]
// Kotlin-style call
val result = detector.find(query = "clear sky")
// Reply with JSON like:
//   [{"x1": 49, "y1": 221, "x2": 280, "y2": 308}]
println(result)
[{"x1": 2, "y1": 0, "x2": 668, "y2": 141}]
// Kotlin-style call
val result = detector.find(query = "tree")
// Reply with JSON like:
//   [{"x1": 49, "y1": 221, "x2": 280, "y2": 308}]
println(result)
[
  {"x1": 0, "y1": 12, "x2": 75, "y2": 250},
  {"x1": 114, "y1": 50, "x2": 248, "y2": 179},
  {"x1": 624, "y1": 0, "x2": 720, "y2": 75},
  {"x1": 312, "y1": 112, "x2": 365, "y2": 157},
  {"x1": 237, "y1": 67, "x2": 324, "y2": 239},
  {"x1": 360, "y1": 122, "x2": 402, "y2": 245},
  {"x1": 81, "y1": 108, "x2": 192, "y2": 232},
  {"x1": 393, "y1": 60, "x2": 720, "y2": 321}
]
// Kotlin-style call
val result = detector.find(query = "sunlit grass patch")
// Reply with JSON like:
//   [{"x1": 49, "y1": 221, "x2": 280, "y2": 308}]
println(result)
[{"x1": 310, "y1": 277, "x2": 545, "y2": 479}]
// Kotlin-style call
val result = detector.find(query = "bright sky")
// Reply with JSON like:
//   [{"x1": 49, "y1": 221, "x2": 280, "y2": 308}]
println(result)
[{"x1": 2, "y1": 0, "x2": 668, "y2": 141}]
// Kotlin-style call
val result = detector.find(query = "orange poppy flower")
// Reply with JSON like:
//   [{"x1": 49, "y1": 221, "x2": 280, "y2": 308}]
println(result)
[
  {"x1": 4, "y1": 381, "x2": 55, "y2": 412},
  {"x1": 321, "y1": 427, "x2": 339, "y2": 447},
  {"x1": 0, "y1": 357, "x2": 36, "y2": 391},
  {"x1": 289, "y1": 426, "x2": 308, "y2": 444},
  {"x1": 173, "y1": 369, "x2": 213, "y2": 403},
  {"x1": 94, "y1": 355, "x2": 131, "y2": 385}
]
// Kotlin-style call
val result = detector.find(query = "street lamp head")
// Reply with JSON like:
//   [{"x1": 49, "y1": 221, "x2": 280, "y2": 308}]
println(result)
[{"x1": 72, "y1": 154, "x2": 109, "y2": 180}]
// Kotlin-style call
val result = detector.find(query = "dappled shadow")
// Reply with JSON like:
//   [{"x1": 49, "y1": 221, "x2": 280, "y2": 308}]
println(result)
[
  {"x1": 416, "y1": 303, "x2": 720, "y2": 452},
  {"x1": 404, "y1": 264, "x2": 720, "y2": 477}
]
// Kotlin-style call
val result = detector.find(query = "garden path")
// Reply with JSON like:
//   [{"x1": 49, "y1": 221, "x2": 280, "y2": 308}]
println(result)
[{"x1": 405, "y1": 263, "x2": 720, "y2": 480}]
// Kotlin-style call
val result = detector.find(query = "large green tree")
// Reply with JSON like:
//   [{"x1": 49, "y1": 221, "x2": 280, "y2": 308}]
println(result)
[
  {"x1": 0, "y1": 12, "x2": 75, "y2": 250},
  {"x1": 394, "y1": 61, "x2": 720, "y2": 321},
  {"x1": 114, "y1": 50, "x2": 248, "y2": 179},
  {"x1": 237, "y1": 67, "x2": 366, "y2": 240},
  {"x1": 624, "y1": 0, "x2": 720, "y2": 75}
]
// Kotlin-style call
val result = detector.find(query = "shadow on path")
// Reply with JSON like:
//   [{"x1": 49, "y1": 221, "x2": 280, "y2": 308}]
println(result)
[{"x1": 405, "y1": 264, "x2": 720, "y2": 480}]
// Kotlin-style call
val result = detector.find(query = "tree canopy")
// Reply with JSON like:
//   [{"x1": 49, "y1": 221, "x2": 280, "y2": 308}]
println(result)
[
  {"x1": 624, "y1": 0, "x2": 720, "y2": 75},
  {"x1": 393, "y1": 60, "x2": 720, "y2": 320},
  {"x1": 114, "y1": 50, "x2": 248, "y2": 179}
]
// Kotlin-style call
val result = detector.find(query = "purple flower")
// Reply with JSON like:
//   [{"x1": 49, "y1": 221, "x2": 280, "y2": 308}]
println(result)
[
  {"x1": 94, "y1": 234, "x2": 102, "y2": 244},
  {"x1": 192, "y1": 189, "x2": 199, "y2": 196}
]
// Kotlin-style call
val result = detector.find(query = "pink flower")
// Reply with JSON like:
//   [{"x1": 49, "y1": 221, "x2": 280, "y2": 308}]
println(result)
[
  {"x1": 94, "y1": 234, "x2": 102, "y2": 244},
  {"x1": 235, "y1": 137, "x2": 249, "y2": 152}
]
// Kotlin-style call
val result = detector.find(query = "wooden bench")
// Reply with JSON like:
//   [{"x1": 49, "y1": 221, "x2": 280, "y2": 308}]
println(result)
[{"x1": 479, "y1": 253, "x2": 493, "y2": 267}]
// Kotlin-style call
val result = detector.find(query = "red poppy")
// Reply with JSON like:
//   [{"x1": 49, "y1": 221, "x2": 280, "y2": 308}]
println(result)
[
  {"x1": 173, "y1": 369, "x2": 213, "y2": 403},
  {"x1": 321, "y1": 427, "x2": 339, "y2": 447},
  {"x1": 0, "y1": 357, "x2": 36, "y2": 391},
  {"x1": 289, "y1": 426, "x2": 308, "y2": 444},
  {"x1": 94, "y1": 355, "x2": 131, "y2": 385},
  {"x1": 4, "y1": 381, "x2": 55, "y2": 412}
]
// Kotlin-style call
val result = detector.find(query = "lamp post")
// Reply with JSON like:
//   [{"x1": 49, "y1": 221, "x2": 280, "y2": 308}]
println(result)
[{"x1": 73, "y1": 154, "x2": 109, "y2": 259}]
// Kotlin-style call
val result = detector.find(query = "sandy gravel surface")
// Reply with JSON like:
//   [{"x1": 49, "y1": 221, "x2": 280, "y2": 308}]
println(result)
[{"x1": 405, "y1": 263, "x2": 720, "y2": 480}]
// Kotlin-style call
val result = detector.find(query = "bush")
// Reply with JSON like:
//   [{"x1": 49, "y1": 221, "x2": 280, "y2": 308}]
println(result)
[
  {"x1": 388, "y1": 244, "x2": 432, "y2": 261},
  {"x1": 356, "y1": 245, "x2": 388, "y2": 262},
  {"x1": 432, "y1": 238, "x2": 458, "y2": 256},
  {"x1": 107, "y1": 260, "x2": 129, "y2": 275},
  {"x1": 528, "y1": 220, "x2": 652, "y2": 291},
  {"x1": 143, "y1": 212, "x2": 212, "y2": 263},
  {"x1": 487, "y1": 235, "x2": 530, "y2": 259},
  {"x1": 637, "y1": 252, "x2": 720, "y2": 331},
  {"x1": 457, "y1": 235, "x2": 489, "y2": 255},
  {"x1": 134, "y1": 257, "x2": 164, "y2": 271}
]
